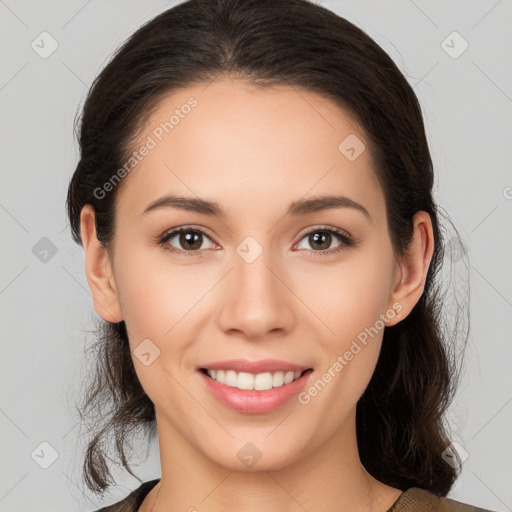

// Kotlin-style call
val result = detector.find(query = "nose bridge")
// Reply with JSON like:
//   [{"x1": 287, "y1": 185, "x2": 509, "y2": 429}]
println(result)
[
  {"x1": 236, "y1": 245, "x2": 279, "y2": 297},
  {"x1": 217, "y1": 236, "x2": 294, "y2": 338}
]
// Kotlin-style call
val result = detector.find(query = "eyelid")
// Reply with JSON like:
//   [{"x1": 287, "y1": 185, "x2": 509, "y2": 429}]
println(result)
[
  {"x1": 158, "y1": 224, "x2": 217, "y2": 240},
  {"x1": 294, "y1": 224, "x2": 352, "y2": 241}
]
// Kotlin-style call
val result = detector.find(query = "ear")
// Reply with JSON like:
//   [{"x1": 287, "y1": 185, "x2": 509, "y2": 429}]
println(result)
[
  {"x1": 386, "y1": 211, "x2": 435, "y2": 327},
  {"x1": 80, "y1": 205, "x2": 124, "y2": 323}
]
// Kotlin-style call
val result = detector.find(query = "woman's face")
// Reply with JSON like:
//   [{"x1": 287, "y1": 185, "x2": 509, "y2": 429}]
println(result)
[{"x1": 97, "y1": 77, "x2": 405, "y2": 470}]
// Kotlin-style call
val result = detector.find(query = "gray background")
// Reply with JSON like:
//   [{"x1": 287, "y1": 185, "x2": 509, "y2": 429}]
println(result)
[{"x1": 0, "y1": 0, "x2": 511, "y2": 510}]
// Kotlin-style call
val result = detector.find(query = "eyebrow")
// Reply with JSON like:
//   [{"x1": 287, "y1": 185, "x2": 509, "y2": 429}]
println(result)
[{"x1": 140, "y1": 194, "x2": 371, "y2": 220}]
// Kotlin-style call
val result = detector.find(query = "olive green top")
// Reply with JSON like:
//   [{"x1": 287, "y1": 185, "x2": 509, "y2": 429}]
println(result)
[
  {"x1": 387, "y1": 486, "x2": 496, "y2": 511},
  {"x1": 94, "y1": 479, "x2": 497, "y2": 512}
]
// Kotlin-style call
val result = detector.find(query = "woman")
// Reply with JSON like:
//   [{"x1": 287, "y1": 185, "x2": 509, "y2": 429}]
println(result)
[{"x1": 66, "y1": 0, "x2": 494, "y2": 510}]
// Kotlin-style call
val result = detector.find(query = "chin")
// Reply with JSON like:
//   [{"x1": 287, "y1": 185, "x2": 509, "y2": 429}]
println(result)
[{"x1": 203, "y1": 439, "x2": 307, "y2": 473}]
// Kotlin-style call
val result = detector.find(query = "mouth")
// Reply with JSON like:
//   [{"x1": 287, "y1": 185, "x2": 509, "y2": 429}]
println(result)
[
  {"x1": 198, "y1": 367, "x2": 314, "y2": 414},
  {"x1": 199, "y1": 367, "x2": 313, "y2": 391}
]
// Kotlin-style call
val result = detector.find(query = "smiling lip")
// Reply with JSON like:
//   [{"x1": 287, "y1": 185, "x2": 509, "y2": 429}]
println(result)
[
  {"x1": 197, "y1": 359, "x2": 313, "y2": 414},
  {"x1": 197, "y1": 359, "x2": 311, "y2": 374}
]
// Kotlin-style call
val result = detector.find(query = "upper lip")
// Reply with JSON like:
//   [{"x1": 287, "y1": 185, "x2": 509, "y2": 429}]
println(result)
[{"x1": 198, "y1": 359, "x2": 312, "y2": 374}]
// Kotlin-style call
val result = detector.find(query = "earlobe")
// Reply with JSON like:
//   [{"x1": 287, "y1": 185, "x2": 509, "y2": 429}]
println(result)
[
  {"x1": 386, "y1": 211, "x2": 434, "y2": 327},
  {"x1": 80, "y1": 205, "x2": 124, "y2": 323}
]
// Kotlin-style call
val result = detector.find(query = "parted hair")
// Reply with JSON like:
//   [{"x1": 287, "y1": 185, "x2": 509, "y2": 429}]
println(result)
[{"x1": 66, "y1": 0, "x2": 468, "y2": 497}]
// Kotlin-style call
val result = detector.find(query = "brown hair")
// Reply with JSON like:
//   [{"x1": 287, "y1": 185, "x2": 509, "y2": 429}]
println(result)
[{"x1": 66, "y1": 0, "x2": 468, "y2": 497}]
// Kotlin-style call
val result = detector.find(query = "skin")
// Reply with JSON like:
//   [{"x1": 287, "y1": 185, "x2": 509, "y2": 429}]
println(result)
[{"x1": 80, "y1": 77, "x2": 434, "y2": 512}]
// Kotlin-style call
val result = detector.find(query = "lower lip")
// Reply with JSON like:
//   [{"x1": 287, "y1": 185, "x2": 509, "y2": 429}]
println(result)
[{"x1": 199, "y1": 370, "x2": 313, "y2": 414}]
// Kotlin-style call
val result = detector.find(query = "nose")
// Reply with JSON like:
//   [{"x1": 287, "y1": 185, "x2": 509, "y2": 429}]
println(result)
[{"x1": 216, "y1": 247, "x2": 295, "y2": 341}]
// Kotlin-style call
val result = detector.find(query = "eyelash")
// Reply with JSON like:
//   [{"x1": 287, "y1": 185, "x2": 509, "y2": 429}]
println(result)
[{"x1": 157, "y1": 225, "x2": 356, "y2": 258}]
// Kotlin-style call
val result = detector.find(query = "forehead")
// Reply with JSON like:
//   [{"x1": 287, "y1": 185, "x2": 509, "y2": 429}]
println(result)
[{"x1": 116, "y1": 78, "x2": 384, "y2": 221}]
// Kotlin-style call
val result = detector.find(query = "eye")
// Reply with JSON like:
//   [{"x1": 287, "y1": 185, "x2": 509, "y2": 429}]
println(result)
[
  {"x1": 158, "y1": 227, "x2": 218, "y2": 255},
  {"x1": 293, "y1": 226, "x2": 355, "y2": 256},
  {"x1": 158, "y1": 225, "x2": 356, "y2": 257}
]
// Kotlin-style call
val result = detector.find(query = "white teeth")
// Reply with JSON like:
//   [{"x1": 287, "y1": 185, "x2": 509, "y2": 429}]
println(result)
[
  {"x1": 238, "y1": 372, "x2": 256, "y2": 390},
  {"x1": 254, "y1": 372, "x2": 273, "y2": 390},
  {"x1": 205, "y1": 369, "x2": 304, "y2": 390},
  {"x1": 272, "y1": 372, "x2": 284, "y2": 387},
  {"x1": 224, "y1": 370, "x2": 238, "y2": 387}
]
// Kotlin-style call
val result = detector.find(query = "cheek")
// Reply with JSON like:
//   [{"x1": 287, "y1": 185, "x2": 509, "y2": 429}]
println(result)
[
  {"x1": 113, "y1": 251, "x2": 197, "y2": 407},
  {"x1": 113, "y1": 240, "x2": 204, "y2": 336},
  {"x1": 294, "y1": 246, "x2": 394, "y2": 343},
  {"x1": 297, "y1": 258, "x2": 391, "y2": 424},
  {"x1": 293, "y1": 246, "x2": 393, "y2": 408},
  {"x1": 112, "y1": 244, "x2": 215, "y2": 400}
]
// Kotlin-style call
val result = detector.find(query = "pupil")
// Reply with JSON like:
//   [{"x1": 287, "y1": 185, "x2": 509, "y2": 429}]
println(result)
[
  {"x1": 311, "y1": 232, "x2": 330, "y2": 250},
  {"x1": 181, "y1": 231, "x2": 201, "y2": 250}
]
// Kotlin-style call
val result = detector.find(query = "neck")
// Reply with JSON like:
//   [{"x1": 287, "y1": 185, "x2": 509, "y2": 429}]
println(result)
[{"x1": 141, "y1": 408, "x2": 401, "y2": 512}]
